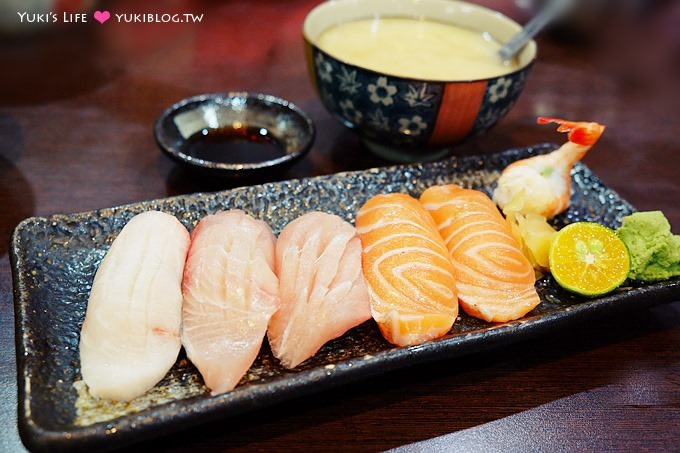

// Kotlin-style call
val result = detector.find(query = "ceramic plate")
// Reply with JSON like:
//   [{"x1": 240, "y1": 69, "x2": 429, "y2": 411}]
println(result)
[{"x1": 11, "y1": 144, "x2": 680, "y2": 451}]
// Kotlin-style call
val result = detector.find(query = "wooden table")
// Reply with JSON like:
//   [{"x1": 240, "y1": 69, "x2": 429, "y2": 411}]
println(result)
[{"x1": 1, "y1": 0, "x2": 678, "y2": 451}]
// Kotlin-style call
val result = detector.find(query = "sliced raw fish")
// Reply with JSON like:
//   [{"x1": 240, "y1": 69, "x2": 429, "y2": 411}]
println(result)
[
  {"x1": 79, "y1": 210, "x2": 190, "y2": 401},
  {"x1": 182, "y1": 210, "x2": 279, "y2": 395},
  {"x1": 355, "y1": 193, "x2": 458, "y2": 347},
  {"x1": 420, "y1": 184, "x2": 540, "y2": 322},
  {"x1": 268, "y1": 211, "x2": 371, "y2": 368}
]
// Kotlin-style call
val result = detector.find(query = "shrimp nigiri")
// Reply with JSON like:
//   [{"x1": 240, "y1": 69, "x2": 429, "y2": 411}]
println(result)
[{"x1": 492, "y1": 117, "x2": 605, "y2": 219}]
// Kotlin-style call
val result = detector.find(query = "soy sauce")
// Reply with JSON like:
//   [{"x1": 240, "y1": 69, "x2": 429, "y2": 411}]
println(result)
[{"x1": 184, "y1": 126, "x2": 286, "y2": 164}]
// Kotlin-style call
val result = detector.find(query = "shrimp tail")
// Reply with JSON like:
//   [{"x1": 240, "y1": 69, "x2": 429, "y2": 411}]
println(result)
[{"x1": 537, "y1": 117, "x2": 606, "y2": 146}]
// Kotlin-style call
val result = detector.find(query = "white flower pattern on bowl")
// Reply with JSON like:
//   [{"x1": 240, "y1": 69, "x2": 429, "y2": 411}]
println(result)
[
  {"x1": 368, "y1": 77, "x2": 398, "y2": 106},
  {"x1": 488, "y1": 77, "x2": 512, "y2": 103},
  {"x1": 339, "y1": 99, "x2": 363, "y2": 124},
  {"x1": 398, "y1": 115, "x2": 428, "y2": 136},
  {"x1": 315, "y1": 53, "x2": 333, "y2": 83},
  {"x1": 472, "y1": 70, "x2": 528, "y2": 134}
]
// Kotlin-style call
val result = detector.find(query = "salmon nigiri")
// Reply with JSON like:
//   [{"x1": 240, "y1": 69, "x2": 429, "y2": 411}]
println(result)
[
  {"x1": 268, "y1": 211, "x2": 371, "y2": 368},
  {"x1": 492, "y1": 117, "x2": 605, "y2": 218},
  {"x1": 420, "y1": 185, "x2": 540, "y2": 323},
  {"x1": 182, "y1": 210, "x2": 279, "y2": 395},
  {"x1": 355, "y1": 193, "x2": 458, "y2": 347},
  {"x1": 79, "y1": 211, "x2": 190, "y2": 401}
]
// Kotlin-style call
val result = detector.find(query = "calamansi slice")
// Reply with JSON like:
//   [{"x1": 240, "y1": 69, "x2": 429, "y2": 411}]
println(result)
[{"x1": 549, "y1": 222, "x2": 630, "y2": 296}]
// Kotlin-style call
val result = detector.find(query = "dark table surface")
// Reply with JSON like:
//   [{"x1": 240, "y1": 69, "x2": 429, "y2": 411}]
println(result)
[{"x1": 1, "y1": 0, "x2": 679, "y2": 451}]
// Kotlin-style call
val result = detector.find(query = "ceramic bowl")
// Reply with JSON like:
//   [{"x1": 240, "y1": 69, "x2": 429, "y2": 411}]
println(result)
[
  {"x1": 154, "y1": 92, "x2": 315, "y2": 178},
  {"x1": 303, "y1": 0, "x2": 536, "y2": 162}
]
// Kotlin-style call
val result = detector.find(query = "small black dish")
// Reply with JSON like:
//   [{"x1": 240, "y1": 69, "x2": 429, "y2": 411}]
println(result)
[{"x1": 155, "y1": 92, "x2": 315, "y2": 178}]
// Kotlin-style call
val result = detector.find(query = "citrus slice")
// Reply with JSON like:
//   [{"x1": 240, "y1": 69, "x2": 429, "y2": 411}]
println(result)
[{"x1": 549, "y1": 222, "x2": 630, "y2": 296}]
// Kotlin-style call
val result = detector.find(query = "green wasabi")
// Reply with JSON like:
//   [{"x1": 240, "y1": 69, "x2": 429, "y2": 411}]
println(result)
[{"x1": 616, "y1": 211, "x2": 680, "y2": 281}]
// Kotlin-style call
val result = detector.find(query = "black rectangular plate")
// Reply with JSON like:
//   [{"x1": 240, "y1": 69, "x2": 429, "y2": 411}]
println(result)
[{"x1": 11, "y1": 145, "x2": 680, "y2": 452}]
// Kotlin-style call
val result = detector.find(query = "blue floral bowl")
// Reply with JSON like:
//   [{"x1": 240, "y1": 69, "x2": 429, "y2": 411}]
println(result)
[{"x1": 303, "y1": 0, "x2": 536, "y2": 162}]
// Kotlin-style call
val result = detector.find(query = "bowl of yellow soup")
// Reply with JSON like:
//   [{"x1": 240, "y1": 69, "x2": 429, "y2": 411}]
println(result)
[{"x1": 303, "y1": 0, "x2": 537, "y2": 162}]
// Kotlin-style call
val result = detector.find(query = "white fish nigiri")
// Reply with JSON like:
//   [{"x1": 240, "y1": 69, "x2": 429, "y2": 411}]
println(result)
[
  {"x1": 79, "y1": 211, "x2": 190, "y2": 401},
  {"x1": 181, "y1": 210, "x2": 279, "y2": 395},
  {"x1": 268, "y1": 211, "x2": 371, "y2": 368}
]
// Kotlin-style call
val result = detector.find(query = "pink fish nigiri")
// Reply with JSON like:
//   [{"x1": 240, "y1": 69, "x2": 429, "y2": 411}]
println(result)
[
  {"x1": 421, "y1": 185, "x2": 540, "y2": 322},
  {"x1": 79, "y1": 211, "x2": 190, "y2": 401},
  {"x1": 181, "y1": 210, "x2": 279, "y2": 395},
  {"x1": 268, "y1": 211, "x2": 371, "y2": 368}
]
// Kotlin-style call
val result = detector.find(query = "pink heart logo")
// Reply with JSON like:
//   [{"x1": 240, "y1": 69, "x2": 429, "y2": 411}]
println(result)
[{"x1": 93, "y1": 10, "x2": 111, "y2": 24}]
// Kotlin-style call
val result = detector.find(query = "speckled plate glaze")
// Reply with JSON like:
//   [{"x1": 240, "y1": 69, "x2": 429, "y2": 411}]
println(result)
[{"x1": 11, "y1": 144, "x2": 680, "y2": 452}]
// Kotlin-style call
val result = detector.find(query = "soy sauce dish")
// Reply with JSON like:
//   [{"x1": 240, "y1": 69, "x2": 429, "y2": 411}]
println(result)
[{"x1": 155, "y1": 93, "x2": 315, "y2": 178}]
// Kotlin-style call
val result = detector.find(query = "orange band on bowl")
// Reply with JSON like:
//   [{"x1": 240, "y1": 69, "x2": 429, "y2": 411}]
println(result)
[{"x1": 428, "y1": 81, "x2": 487, "y2": 146}]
